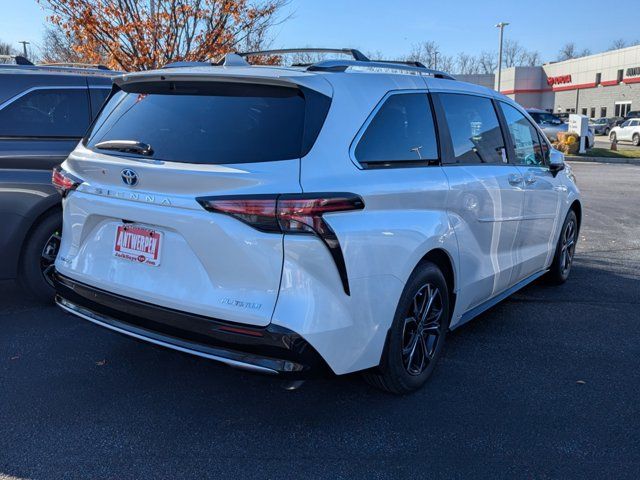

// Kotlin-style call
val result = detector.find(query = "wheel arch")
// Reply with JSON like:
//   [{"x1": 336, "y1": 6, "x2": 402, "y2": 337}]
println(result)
[
  {"x1": 414, "y1": 248, "x2": 457, "y2": 316},
  {"x1": 570, "y1": 199, "x2": 582, "y2": 231},
  {"x1": 18, "y1": 203, "x2": 63, "y2": 266}
]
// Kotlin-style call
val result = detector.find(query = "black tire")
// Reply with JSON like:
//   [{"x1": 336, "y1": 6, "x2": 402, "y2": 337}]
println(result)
[
  {"x1": 633, "y1": 134, "x2": 640, "y2": 147},
  {"x1": 610, "y1": 132, "x2": 617, "y2": 143},
  {"x1": 363, "y1": 261, "x2": 450, "y2": 394},
  {"x1": 17, "y1": 211, "x2": 62, "y2": 303},
  {"x1": 546, "y1": 210, "x2": 578, "y2": 285},
  {"x1": 604, "y1": 127, "x2": 610, "y2": 136}
]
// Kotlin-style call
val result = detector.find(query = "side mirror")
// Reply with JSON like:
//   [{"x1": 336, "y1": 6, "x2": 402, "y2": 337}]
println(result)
[{"x1": 549, "y1": 149, "x2": 565, "y2": 176}]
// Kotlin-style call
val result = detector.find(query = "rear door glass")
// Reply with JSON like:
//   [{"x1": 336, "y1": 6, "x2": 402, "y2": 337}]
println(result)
[
  {"x1": 438, "y1": 93, "x2": 505, "y2": 164},
  {"x1": 87, "y1": 82, "x2": 328, "y2": 164},
  {"x1": 0, "y1": 88, "x2": 90, "y2": 137}
]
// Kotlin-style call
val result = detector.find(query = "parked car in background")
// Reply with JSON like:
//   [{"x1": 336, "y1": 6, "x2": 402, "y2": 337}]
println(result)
[
  {"x1": 590, "y1": 117, "x2": 618, "y2": 136},
  {"x1": 609, "y1": 119, "x2": 640, "y2": 146},
  {"x1": 527, "y1": 108, "x2": 595, "y2": 148},
  {"x1": 52, "y1": 49, "x2": 581, "y2": 394},
  {"x1": 0, "y1": 58, "x2": 113, "y2": 301},
  {"x1": 624, "y1": 111, "x2": 640, "y2": 121}
]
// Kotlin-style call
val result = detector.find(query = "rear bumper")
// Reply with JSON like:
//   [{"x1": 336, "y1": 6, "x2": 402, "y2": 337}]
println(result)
[{"x1": 53, "y1": 271, "x2": 328, "y2": 378}]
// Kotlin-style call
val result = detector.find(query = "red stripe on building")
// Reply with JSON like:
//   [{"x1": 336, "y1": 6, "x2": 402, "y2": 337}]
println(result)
[
  {"x1": 500, "y1": 88, "x2": 552, "y2": 95},
  {"x1": 623, "y1": 77, "x2": 640, "y2": 84},
  {"x1": 600, "y1": 80, "x2": 619, "y2": 87},
  {"x1": 552, "y1": 82, "x2": 597, "y2": 92}
]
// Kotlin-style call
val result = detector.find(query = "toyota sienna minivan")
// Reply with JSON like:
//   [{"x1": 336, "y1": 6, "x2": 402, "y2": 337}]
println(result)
[{"x1": 52, "y1": 49, "x2": 581, "y2": 394}]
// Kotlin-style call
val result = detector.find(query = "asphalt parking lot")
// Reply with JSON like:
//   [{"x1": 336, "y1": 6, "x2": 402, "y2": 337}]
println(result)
[{"x1": 1, "y1": 162, "x2": 639, "y2": 479}]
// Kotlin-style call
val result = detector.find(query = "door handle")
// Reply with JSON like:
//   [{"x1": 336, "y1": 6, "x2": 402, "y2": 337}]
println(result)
[
  {"x1": 508, "y1": 173, "x2": 523, "y2": 186},
  {"x1": 524, "y1": 173, "x2": 537, "y2": 185}
]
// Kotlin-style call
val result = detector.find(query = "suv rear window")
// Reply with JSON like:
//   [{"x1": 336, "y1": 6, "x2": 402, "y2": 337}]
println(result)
[{"x1": 86, "y1": 81, "x2": 330, "y2": 164}]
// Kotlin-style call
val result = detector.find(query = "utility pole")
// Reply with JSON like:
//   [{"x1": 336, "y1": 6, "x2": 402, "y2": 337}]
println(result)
[
  {"x1": 433, "y1": 49, "x2": 439, "y2": 70},
  {"x1": 495, "y1": 22, "x2": 509, "y2": 92},
  {"x1": 18, "y1": 41, "x2": 30, "y2": 59}
]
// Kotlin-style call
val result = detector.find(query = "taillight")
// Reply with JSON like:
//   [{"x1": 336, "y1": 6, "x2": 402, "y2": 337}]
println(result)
[
  {"x1": 52, "y1": 166, "x2": 81, "y2": 197},
  {"x1": 197, "y1": 193, "x2": 365, "y2": 295}
]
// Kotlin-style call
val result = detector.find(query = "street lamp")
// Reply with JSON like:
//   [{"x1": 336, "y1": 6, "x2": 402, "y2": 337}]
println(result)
[
  {"x1": 18, "y1": 41, "x2": 30, "y2": 59},
  {"x1": 495, "y1": 22, "x2": 509, "y2": 92}
]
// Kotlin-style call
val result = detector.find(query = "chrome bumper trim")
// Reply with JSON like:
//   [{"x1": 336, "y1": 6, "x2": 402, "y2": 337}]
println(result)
[{"x1": 56, "y1": 296, "x2": 279, "y2": 376}]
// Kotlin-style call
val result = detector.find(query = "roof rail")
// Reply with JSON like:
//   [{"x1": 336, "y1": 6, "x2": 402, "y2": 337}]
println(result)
[
  {"x1": 0, "y1": 55, "x2": 34, "y2": 66},
  {"x1": 162, "y1": 61, "x2": 212, "y2": 69},
  {"x1": 38, "y1": 62, "x2": 111, "y2": 71},
  {"x1": 307, "y1": 59, "x2": 456, "y2": 80},
  {"x1": 238, "y1": 48, "x2": 370, "y2": 62},
  {"x1": 371, "y1": 59, "x2": 428, "y2": 68}
]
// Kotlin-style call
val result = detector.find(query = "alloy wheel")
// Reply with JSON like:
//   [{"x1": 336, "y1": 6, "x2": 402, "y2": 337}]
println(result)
[
  {"x1": 560, "y1": 219, "x2": 577, "y2": 276},
  {"x1": 401, "y1": 283, "x2": 444, "y2": 376},
  {"x1": 40, "y1": 230, "x2": 61, "y2": 287}
]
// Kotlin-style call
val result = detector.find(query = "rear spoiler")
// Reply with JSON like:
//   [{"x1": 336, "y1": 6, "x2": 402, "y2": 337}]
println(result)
[{"x1": 114, "y1": 70, "x2": 333, "y2": 97}]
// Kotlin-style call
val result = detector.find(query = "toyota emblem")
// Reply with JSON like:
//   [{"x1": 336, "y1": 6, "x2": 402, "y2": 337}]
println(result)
[{"x1": 121, "y1": 169, "x2": 138, "y2": 187}]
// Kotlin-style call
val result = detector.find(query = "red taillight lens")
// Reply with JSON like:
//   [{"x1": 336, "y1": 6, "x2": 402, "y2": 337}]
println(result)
[
  {"x1": 197, "y1": 193, "x2": 364, "y2": 295},
  {"x1": 52, "y1": 166, "x2": 80, "y2": 197},
  {"x1": 277, "y1": 196, "x2": 365, "y2": 237},
  {"x1": 198, "y1": 197, "x2": 280, "y2": 232}
]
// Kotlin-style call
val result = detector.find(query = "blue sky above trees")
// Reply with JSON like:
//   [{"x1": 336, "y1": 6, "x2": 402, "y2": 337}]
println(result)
[{"x1": 1, "y1": 0, "x2": 637, "y2": 66}]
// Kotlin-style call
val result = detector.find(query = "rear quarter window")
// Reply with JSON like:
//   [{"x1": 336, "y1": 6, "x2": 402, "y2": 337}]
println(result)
[
  {"x1": 86, "y1": 81, "x2": 330, "y2": 164},
  {"x1": 0, "y1": 87, "x2": 90, "y2": 137},
  {"x1": 354, "y1": 93, "x2": 438, "y2": 166}
]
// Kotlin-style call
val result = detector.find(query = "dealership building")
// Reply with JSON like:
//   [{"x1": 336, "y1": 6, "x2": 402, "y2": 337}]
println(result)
[{"x1": 494, "y1": 44, "x2": 640, "y2": 118}]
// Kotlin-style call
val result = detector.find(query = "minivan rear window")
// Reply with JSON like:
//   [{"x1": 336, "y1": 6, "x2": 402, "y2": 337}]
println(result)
[{"x1": 86, "y1": 81, "x2": 330, "y2": 164}]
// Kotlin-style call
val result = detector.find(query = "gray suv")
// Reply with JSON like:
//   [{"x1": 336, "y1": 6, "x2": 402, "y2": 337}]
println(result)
[{"x1": 0, "y1": 59, "x2": 113, "y2": 301}]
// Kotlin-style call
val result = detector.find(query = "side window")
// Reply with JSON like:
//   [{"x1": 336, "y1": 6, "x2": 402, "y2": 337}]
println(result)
[
  {"x1": 354, "y1": 93, "x2": 438, "y2": 165},
  {"x1": 0, "y1": 88, "x2": 89, "y2": 137},
  {"x1": 438, "y1": 93, "x2": 505, "y2": 164},
  {"x1": 500, "y1": 102, "x2": 544, "y2": 166},
  {"x1": 89, "y1": 88, "x2": 111, "y2": 120}
]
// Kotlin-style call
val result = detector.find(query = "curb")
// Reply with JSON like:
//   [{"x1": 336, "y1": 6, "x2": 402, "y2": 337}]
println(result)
[{"x1": 566, "y1": 156, "x2": 640, "y2": 165}]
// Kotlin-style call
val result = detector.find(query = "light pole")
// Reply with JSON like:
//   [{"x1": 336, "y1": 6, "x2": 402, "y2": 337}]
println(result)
[
  {"x1": 18, "y1": 41, "x2": 30, "y2": 59},
  {"x1": 495, "y1": 22, "x2": 509, "y2": 92}
]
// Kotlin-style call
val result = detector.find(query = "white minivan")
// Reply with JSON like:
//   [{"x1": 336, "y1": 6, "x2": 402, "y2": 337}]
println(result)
[{"x1": 52, "y1": 49, "x2": 581, "y2": 394}]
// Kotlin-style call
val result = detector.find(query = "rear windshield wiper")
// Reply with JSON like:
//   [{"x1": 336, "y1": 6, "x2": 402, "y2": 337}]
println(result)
[{"x1": 95, "y1": 140, "x2": 154, "y2": 156}]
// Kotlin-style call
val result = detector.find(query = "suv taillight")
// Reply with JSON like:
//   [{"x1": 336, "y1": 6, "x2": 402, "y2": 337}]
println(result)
[
  {"x1": 197, "y1": 193, "x2": 364, "y2": 295},
  {"x1": 52, "y1": 166, "x2": 81, "y2": 197}
]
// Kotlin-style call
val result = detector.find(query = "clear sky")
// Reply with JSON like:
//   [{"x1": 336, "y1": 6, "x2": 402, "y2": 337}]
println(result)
[{"x1": 1, "y1": 0, "x2": 637, "y2": 62}]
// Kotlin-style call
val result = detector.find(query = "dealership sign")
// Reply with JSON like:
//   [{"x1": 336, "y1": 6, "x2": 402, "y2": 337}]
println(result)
[
  {"x1": 547, "y1": 75, "x2": 572, "y2": 86},
  {"x1": 626, "y1": 67, "x2": 640, "y2": 77}
]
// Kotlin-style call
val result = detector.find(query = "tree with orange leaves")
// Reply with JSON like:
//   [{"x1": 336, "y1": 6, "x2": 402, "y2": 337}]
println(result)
[{"x1": 38, "y1": 0, "x2": 286, "y2": 70}]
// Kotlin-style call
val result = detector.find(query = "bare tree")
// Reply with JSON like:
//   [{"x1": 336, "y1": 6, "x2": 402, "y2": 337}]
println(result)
[
  {"x1": 0, "y1": 40, "x2": 14, "y2": 56},
  {"x1": 0, "y1": 39, "x2": 16, "y2": 63},
  {"x1": 520, "y1": 50, "x2": 541, "y2": 67},
  {"x1": 478, "y1": 50, "x2": 498, "y2": 74},
  {"x1": 502, "y1": 39, "x2": 523, "y2": 68},
  {"x1": 557, "y1": 42, "x2": 591, "y2": 61},
  {"x1": 455, "y1": 52, "x2": 480, "y2": 75},
  {"x1": 41, "y1": 26, "x2": 107, "y2": 64},
  {"x1": 405, "y1": 41, "x2": 453, "y2": 71},
  {"x1": 608, "y1": 39, "x2": 627, "y2": 51}
]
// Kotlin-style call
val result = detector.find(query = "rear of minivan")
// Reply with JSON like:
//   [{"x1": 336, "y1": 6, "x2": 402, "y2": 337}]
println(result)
[{"x1": 53, "y1": 68, "x2": 358, "y2": 376}]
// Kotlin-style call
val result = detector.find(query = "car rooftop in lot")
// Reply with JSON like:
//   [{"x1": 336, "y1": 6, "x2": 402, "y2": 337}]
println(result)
[
  {"x1": 52, "y1": 48, "x2": 581, "y2": 394},
  {"x1": 0, "y1": 57, "x2": 115, "y2": 302}
]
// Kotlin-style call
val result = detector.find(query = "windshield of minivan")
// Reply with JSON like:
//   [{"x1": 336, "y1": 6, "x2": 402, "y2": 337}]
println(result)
[{"x1": 86, "y1": 81, "x2": 330, "y2": 164}]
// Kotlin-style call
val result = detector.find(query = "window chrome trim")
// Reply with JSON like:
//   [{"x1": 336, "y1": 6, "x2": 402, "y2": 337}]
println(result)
[{"x1": 348, "y1": 89, "x2": 440, "y2": 170}]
